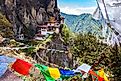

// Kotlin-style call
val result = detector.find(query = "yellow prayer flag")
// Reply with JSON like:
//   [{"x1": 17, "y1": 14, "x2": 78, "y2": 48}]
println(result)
[
  {"x1": 48, "y1": 67, "x2": 61, "y2": 80},
  {"x1": 98, "y1": 69, "x2": 109, "y2": 81}
]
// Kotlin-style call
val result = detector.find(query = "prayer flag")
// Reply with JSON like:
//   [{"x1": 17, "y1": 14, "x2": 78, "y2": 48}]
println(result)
[
  {"x1": 11, "y1": 59, "x2": 32, "y2": 75},
  {"x1": 0, "y1": 55, "x2": 16, "y2": 64},
  {"x1": 48, "y1": 67, "x2": 61, "y2": 80},
  {"x1": 75, "y1": 63, "x2": 91, "y2": 73},
  {"x1": 35, "y1": 64, "x2": 60, "y2": 81},
  {"x1": 89, "y1": 70, "x2": 104, "y2": 81},
  {"x1": 59, "y1": 69, "x2": 75, "y2": 80},
  {"x1": 0, "y1": 63, "x2": 8, "y2": 77},
  {"x1": 59, "y1": 69, "x2": 75, "y2": 76},
  {"x1": 98, "y1": 69, "x2": 109, "y2": 81}
]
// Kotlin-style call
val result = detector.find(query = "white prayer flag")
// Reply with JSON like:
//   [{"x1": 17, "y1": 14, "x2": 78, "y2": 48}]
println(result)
[{"x1": 75, "y1": 63, "x2": 91, "y2": 73}]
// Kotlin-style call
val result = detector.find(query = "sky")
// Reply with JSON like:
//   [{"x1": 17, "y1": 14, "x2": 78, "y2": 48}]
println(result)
[{"x1": 58, "y1": 0, "x2": 97, "y2": 15}]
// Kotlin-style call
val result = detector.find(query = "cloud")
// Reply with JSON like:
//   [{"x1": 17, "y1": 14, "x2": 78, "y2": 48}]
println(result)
[{"x1": 59, "y1": 6, "x2": 97, "y2": 15}]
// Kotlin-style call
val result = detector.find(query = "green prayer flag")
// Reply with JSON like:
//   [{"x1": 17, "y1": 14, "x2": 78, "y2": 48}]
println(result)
[{"x1": 35, "y1": 64, "x2": 55, "y2": 81}]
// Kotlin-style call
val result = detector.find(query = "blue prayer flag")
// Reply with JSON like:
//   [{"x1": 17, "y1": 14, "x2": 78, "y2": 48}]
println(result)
[
  {"x1": 0, "y1": 55, "x2": 16, "y2": 64},
  {"x1": 0, "y1": 63, "x2": 8, "y2": 77},
  {"x1": 59, "y1": 69, "x2": 75, "y2": 76}
]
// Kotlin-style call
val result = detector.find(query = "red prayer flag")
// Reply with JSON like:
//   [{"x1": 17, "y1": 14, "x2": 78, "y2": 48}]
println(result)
[
  {"x1": 89, "y1": 70, "x2": 104, "y2": 81},
  {"x1": 12, "y1": 59, "x2": 32, "y2": 75}
]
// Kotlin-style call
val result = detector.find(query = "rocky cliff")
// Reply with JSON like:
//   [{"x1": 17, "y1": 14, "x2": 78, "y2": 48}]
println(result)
[{"x1": 0, "y1": 0, "x2": 60, "y2": 39}]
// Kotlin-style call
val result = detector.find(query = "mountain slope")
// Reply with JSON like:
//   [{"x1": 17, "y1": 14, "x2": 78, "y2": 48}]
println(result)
[
  {"x1": 61, "y1": 13, "x2": 102, "y2": 35},
  {"x1": 0, "y1": 0, "x2": 60, "y2": 39}
]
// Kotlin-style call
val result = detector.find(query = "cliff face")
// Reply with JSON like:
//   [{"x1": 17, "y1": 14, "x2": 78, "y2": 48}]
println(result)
[{"x1": 0, "y1": 0, "x2": 60, "y2": 39}]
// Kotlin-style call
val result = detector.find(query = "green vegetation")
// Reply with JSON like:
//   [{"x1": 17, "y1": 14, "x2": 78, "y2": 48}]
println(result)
[
  {"x1": 61, "y1": 24, "x2": 75, "y2": 45},
  {"x1": 0, "y1": 13, "x2": 121, "y2": 80},
  {"x1": 0, "y1": 13, "x2": 11, "y2": 27},
  {"x1": 61, "y1": 24, "x2": 121, "y2": 80},
  {"x1": 0, "y1": 12, "x2": 13, "y2": 38},
  {"x1": 61, "y1": 13, "x2": 101, "y2": 35}
]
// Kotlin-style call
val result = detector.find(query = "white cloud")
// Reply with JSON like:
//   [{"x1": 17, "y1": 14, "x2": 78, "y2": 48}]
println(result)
[{"x1": 59, "y1": 6, "x2": 97, "y2": 15}]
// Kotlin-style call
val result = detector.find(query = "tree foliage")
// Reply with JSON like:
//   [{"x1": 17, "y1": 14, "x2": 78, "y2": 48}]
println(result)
[
  {"x1": 0, "y1": 12, "x2": 14, "y2": 38},
  {"x1": 61, "y1": 24, "x2": 75, "y2": 45},
  {"x1": 68, "y1": 33, "x2": 121, "y2": 80},
  {"x1": 61, "y1": 24, "x2": 121, "y2": 80},
  {"x1": 0, "y1": 13, "x2": 11, "y2": 27}
]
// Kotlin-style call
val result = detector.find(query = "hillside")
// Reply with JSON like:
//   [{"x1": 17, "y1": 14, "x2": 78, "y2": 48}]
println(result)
[
  {"x1": 61, "y1": 13, "x2": 102, "y2": 35},
  {"x1": 0, "y1": 0, "x2": 60, "y2": 39},
  {"x1": 0, "y1": 0, "x2": 121, "y2": 81}
]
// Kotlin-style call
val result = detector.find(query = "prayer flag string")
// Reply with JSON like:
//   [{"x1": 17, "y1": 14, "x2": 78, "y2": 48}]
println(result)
[{"x1": 0, "y1": 55, "x2": 109, "y2": 81}]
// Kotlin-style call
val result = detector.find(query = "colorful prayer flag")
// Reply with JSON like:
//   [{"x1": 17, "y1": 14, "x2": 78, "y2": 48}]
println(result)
[
  {"x1": 0, "y1": 55, "x2": 16, "y2": 64},
  {"x1": 89, "y1": 70, "x2": 104, "y2": 81},
  {"x1": 0, "y1": 63, "x2": 8, "y2": 77},
  {"x1": 59, "y1": 69, "x2": 75, "y2": 80},
  {"x1": 98, "y1": 69, "x2": 109, "y2": 81},
  {"x1": 35, "y1": 64, "x2": 60, "y2": 81},
  {"x1": 11, "y1": 59, "x2": 32, "y2": 75},
  {"x1": 59, "y1": 69, "x2": 75, "y2": 76},
  {"x1": 75, "y1": 63, "x2": 91, "y2": 73},
  {"x1": 48, "y1": 67, "x2": 61, "y2": 80}
]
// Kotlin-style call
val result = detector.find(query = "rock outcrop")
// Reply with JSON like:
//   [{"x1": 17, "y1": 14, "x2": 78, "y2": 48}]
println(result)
[{"x1": 0, "y1": 0, "x2": 60, "y2": 39}]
